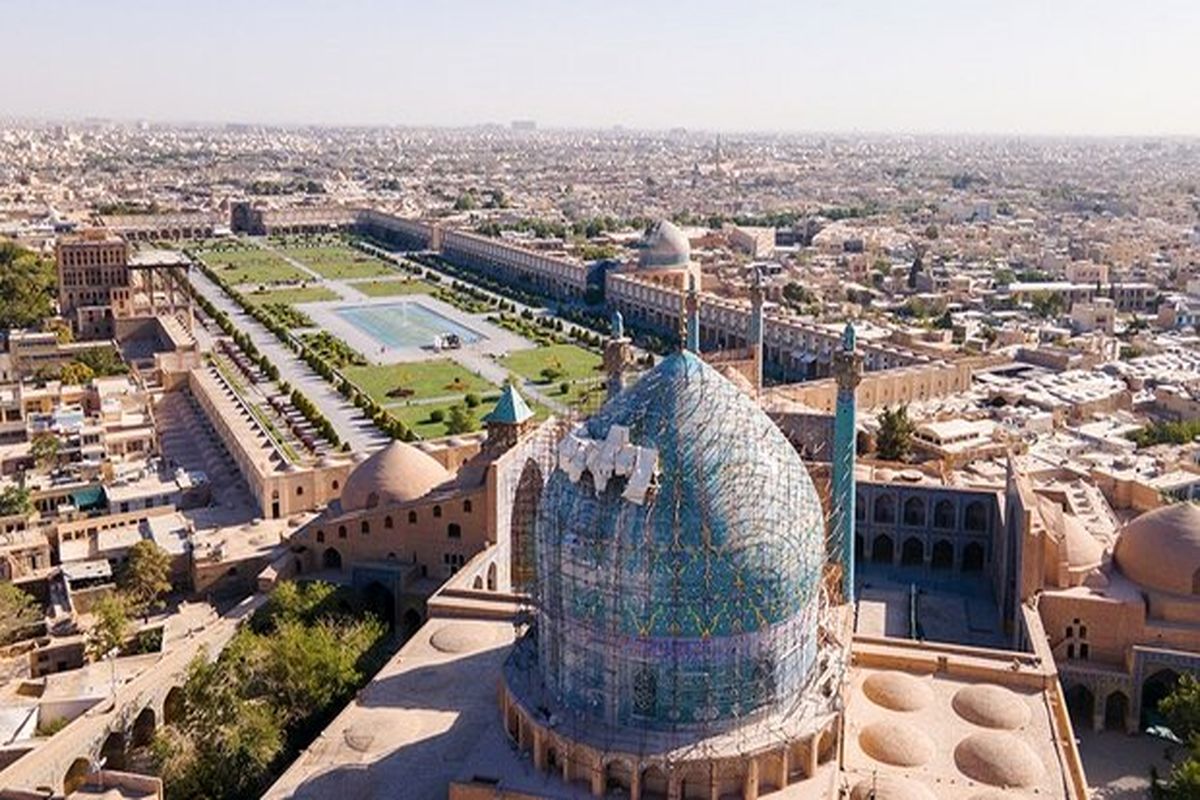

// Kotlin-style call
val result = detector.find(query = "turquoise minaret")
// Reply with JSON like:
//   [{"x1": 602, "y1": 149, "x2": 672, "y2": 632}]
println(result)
[
  {"x1": 684, "y1": 273, "x2": 700, "y2": 353},
  {"x1": 749, "y1": 265, "x2": 765, "y2": 392},
  {"x1": 831, "y1": 321, "x2": 862, "y2": 602},
  {"x1": 604, "y1": 310, "x2": 632, "y2": 400}
]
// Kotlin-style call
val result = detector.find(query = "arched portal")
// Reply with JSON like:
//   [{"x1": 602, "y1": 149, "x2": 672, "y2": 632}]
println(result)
[
  {"x1": 934, "y1": 499, "x2": 956, "y2": 529},
  {"x1": 874, "y1": 494, "x2": 896, "y2": 524},
  {"x1": 901, "y1": 537, "x2": 924, "y2": 566},
  {"x1": 1105, "y1": 691, "x2": 1129, "y2": 732},
  {"x1": 322, "y1": 547, "x2": 342, "y2": 570},
  {"x1": 606, "y1": 759, "x2": 633, "y2": 793},
  {"x1": 642, "y1": 764, "x2": 669, "y2": 799},
  {"x1": 1064, "y1": 683, "x2": 1095, "y2": 728},
  {"x1": 486, "y1": 561, "x2": 497, "y2": 591},
  {"x1": 361, "y1": 581, "x2": 396, "y2": 630},
  {"x1": 872, "y1": 534, "x2": 894, "y2": 565},
  {"x1": 680, "y1": 766, "x2": 710, "y2": 800},
  {"x1": 64, "y1": 757, "x2": 91, "y2": 795},
  {"x1": 510, "y1": 460, "x2": 543, "y2": 592},
  {"x1": 903, "y1": 497, "x2": 926, "y2": 527},
  {"x1": 1141, "y1": 669, "x2": 1181, "y2": 728},
  {"x1": 163, "y1": 685, "x2": 185, "y2": 725},
  {"x1": 931, "y1": 539, "x2": 954, "y2": 569},
  {"x1": 965, "y1": 500, "x2": 988, "y2": 531},
  {"x1": 131, "y1": 707, "x2": 156, "y2": 748},
  {"x1": 854, "y1": 535, "x2": 865, "y2": 562},
  {"x1": 961, "y1": 541, "x2": 985, "y2": 572},
  {"x1": 100, "y1": 729, "x2": 126, "y2": 771}
]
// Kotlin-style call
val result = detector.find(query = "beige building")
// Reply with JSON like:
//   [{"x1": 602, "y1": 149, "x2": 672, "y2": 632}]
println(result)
[
  {"x1": 55, "y1": 231, "x2": 192, "y2": 341},
  {"x1": 184, "y1": 365, "x2": 351, "y2": 521},
  {"x1": 273, "y1": 385, "x2": 556, "y2": 630},
  {"x1": 1010, "y1": 465, "x2": 1200, "y2": 735}
]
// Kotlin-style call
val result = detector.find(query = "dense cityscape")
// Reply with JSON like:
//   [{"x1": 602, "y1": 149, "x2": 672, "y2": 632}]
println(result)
[{"x1": 2, "y1": 38, "x2": 1200, "y2": 800}]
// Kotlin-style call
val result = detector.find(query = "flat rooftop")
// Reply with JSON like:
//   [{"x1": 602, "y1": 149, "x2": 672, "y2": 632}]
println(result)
[{"x1": 844, "y1": 651, "x2": 1082, "y2": 799}]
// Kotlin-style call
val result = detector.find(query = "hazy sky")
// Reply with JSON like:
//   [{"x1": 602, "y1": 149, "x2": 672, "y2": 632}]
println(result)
[{"x1": 4, "y1": 0, "x2": 1198, "y2": 135}]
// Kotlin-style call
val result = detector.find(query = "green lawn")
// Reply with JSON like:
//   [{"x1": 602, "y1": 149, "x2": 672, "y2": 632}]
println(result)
[
  {"x1": 344, "y1": 359, "x2": 495, "y2": 405},
  {"x1": 243, "y1": 286, "x2": 340, "y2": 307},
  {"x1": 501, "y1": 344, "x2": 603, "y2": 384},
  {"x1": 352, "y1": 278, "x2": 439, "y2": 297},
  {"x1": 278, "y1": 245, "x2": 395, "y2": 280},
  {"x1": 392, "y1": 397, "x2": 550, "y2": 440},
  {"x1": 196, "y1": 247, "x2": 308, "y2": 285}
]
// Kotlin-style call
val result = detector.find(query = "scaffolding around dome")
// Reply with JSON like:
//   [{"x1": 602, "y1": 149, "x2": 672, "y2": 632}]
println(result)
[{"x1": 502, "y1": 351, "x2": 848, "y2": 790}]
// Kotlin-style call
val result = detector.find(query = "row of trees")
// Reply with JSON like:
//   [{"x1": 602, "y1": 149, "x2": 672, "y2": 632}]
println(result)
[
  {"x1": 150, "y1": 581, "x2": 387, "y2": 800},
  {"x1": 1128, "y1": 419, "x2": 1200, "y2": 449},
  {"x1": 186, "y1": 272, "x2": 335, "y2": 445}
]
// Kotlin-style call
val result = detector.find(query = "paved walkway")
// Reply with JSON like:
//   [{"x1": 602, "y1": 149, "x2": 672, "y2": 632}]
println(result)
[
  {"x1": 1077, "y1": 727, "x2": 1173, "y2": 799},
  {"x1": 189, "y1": 267, "x2": 388, "y2": 453}
]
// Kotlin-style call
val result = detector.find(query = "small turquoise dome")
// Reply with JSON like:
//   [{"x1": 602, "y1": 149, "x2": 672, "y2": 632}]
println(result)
[{"x1": 534, "y1": 351, "x2": 825, "y2": 731}]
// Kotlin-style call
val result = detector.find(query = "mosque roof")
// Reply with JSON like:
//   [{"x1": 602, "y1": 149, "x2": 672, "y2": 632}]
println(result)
[
  {"x1": 637, "y1": 219, "x2": 691, "y2": 270},
  {"x1": 339, "y1": 440, "x2": 451, "y2": 512},
  {"x1": 1113, "y1": 502, "x2": 1200, "y2": 595},
  {"x1": 484, "y1": 384, "x2": 532, "y2": 425}
]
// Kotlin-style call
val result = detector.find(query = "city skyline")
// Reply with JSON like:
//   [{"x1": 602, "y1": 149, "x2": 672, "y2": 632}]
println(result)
[{"x1": 4, "y1": 0, "x2": 1199, "y2": 136}]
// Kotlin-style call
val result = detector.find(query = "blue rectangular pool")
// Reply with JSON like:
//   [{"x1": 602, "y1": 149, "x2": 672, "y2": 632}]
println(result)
[{"x1": 335, "y1": 301, "x2": 483, "y2": 349}]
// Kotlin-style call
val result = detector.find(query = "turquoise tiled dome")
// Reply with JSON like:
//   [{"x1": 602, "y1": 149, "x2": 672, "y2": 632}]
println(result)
[{"x1": 535, "y1": 351, "x2": 825, "y2": 731}]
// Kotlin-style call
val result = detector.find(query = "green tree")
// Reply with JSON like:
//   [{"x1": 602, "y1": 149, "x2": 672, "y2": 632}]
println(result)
[
  {"x1": 0, "y1": 485, "x2": 32, "y2": 517},
  {"x1": 782, "y1": 282, "x2": 816, "y2": 308},
  {"x1": 1154, "y1": 674, "x2": 1200, "y2": 799},
  {"x1": 30, "y1": 433, "x2": 60, "y2": 469},
  {"x1": 152, "y1": 582, "x2": 385, "y2": 800},
  {"x1": 87, "y1": 594, "x2": 130, "y2": 661},
  {"x1": 1029, "y1": 291, "x2": 1065, "y2": 319},
  {"x1": 154, "y1": 649, "x2": 285, "y2": 800},
  {"x1": 876, "y1": 405, "x2": 915, "y2": 462},
  {"x1": 0, "y1": 582, "x2": 42, "y2": 644},
  {"x1": 0, "y1": 242, "x2": 55, "y2": 329},
  {"x1": 119, "y1": 540, "x2": 173, "y2": 613},
  {"x1": 261, "y1": 618, "x2": 372, "y2": 725},
  {"x1": 59, "y1": 361, "x2": 95, "y2": 385},
  {"x1": 445, "y1": 403, "x2": 479, "y2": 435},
  {"x1": 74, "y1": 346, "x2": 128, "y2": 377},
  {"x1": 256, "y1": 579, "x2": 336, "y2": 632}
]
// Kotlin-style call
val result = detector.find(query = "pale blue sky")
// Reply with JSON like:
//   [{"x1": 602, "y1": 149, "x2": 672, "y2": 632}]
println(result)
[{"x1": 3, "y1": 0, "x2": 1197, "y2": 135}]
